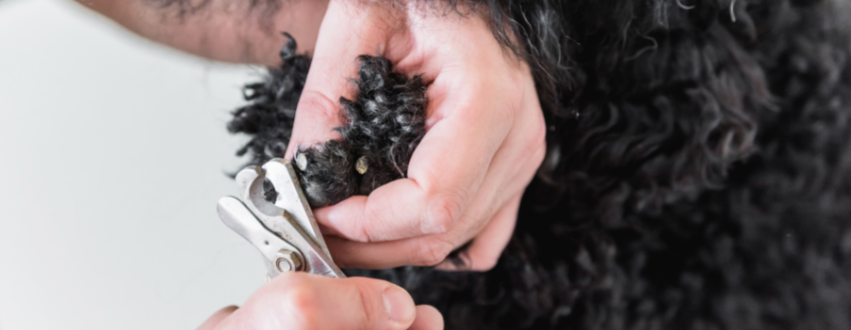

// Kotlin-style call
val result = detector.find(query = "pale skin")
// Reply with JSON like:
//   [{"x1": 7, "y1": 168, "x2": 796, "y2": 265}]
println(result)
[
  {"x1": 78, "y1": 0, "x2": 545, "y2": 328},
  {"x1": 197, "y1": 272, "x2": 443, "y2": 330}
]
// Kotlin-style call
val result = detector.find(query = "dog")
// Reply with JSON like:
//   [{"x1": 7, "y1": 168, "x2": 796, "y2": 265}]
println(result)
[{"x1": 227, "y1": 1, "x2": 851, "y2": 329}]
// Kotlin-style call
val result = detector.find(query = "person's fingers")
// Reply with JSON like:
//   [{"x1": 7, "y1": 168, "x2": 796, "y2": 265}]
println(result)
[
  {"x1": 323, "y1": 152, "x2": 537, "y2": 270},
  {"x1": 410, "y1": 305, "x2": 445, "y2": 330},
  {"x1": 435, "y1": 193, "x2": 522, "y2": 271},
  {"x1": 457, "y1": 61, "x2": 545, "y2": 210},
  {"x1": 314, "y1": 23, "x2": 539, "y2": 242},
  {"x1": 285, "y1": 0, "x2": 407, "y2": 158},
  {"x1": 215, "y1": 272, "x2": 419, "y2": 330},
  {"x1": 316, "y1": 79, "x2": 514, "y2": 242},
  {"x1": 319, "y1": 75, "x2": 541, "y2": 240},
  {"x1": 324, "y1": 190, "x2": 521, "y2": 270},
  {"x1": 196, "y1": 306, "x2": 237, "y2": 330},
  {"x1": 323, "y1": 101, "x2": 543, "y2": 269},
  {"x1": 325, "y1": 234, "x2": 454, "y2": 269}
]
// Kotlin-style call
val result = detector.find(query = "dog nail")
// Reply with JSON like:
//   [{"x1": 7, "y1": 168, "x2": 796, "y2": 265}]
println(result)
[
  {"x1": 356, "y1": 156, "x2": 369, "y2": 175},
  {"x1": 295, "y1": 152, "x2": 307, "y2": 171}
]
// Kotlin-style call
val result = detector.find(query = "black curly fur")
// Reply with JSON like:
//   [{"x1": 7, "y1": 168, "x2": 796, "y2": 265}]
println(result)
[
  {"x1": 228, "y1": 33, "x2": 308, "y2": 165},
  {"x1": 227, "y1": 0, "x2": 851, "y2": 329},
  {"x1": 230, "y1": 35, "x2": 427, "y2": 207},
  {"x1": 292, "y1": 54, "x2": 427, "y2": 206}
]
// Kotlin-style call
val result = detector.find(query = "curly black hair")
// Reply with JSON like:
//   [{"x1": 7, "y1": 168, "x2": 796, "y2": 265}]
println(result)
[
  {"x1": 227, "y1": 1, "x2": 851, "y2": 329},
  {"x1": 229, "y1": 34, "x2": 427, "y2": 207}
]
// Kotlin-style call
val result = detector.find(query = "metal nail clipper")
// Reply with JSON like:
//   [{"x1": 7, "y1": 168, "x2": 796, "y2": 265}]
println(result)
[{"x1": 217, "y1": 158, "x2": 345, "y2": 279}]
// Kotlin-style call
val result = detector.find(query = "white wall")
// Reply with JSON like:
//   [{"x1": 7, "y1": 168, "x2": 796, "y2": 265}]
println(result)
[{"x1": 0, "y1": 1, "x2": 268, "y2": 329}]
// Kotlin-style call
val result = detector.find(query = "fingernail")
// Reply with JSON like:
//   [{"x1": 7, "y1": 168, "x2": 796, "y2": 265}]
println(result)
[{"x1": 383, "y1": 286, "x2": 415, "y2": 323}]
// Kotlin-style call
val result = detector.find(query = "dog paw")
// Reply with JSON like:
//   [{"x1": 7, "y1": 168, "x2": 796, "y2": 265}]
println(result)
[{"x1": 230, "y1": 33, "x2": 428, "y2": 208}]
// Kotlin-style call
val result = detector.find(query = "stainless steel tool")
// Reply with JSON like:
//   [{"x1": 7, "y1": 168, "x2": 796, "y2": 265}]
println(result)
[{"x1": 217, "y1": 158, "x2": 345, "y2": 279}]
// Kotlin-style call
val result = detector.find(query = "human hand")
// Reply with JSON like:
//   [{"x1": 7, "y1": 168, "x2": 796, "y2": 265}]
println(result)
[
  {"x1": 289, "y1": 0, "x2": 546, "y2": 271},
  {"x1": 197, "y1": 272, "x2": 443, "y2": 330},
  {"x1": 82, "y1": 0, "x2": 546, "y2": 271}
]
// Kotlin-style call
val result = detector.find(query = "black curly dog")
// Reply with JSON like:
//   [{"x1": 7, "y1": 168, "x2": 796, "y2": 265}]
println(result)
[{"x1": 227, "y1": 1, "x2": 851, "y2": 329}]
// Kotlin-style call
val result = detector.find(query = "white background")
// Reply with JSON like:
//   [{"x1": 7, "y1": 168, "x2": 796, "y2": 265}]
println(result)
[{"x1": 0, "y1": 0, "x2": 269, "y2": 329}]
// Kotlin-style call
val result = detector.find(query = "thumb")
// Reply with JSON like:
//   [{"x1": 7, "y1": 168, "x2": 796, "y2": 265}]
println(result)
[
  {"x1": 211, "y1": 272, "x2": 427, "y2": 330},
  {"x1": 285, "y1": 0, "x2": 405, "y2": 159}
]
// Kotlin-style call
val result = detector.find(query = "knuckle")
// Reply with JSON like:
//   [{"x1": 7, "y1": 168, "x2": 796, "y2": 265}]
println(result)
[
  {"x1": 415, "y1": 238, "x2": 455, "y2": 266},
  {"x1": 278, "y1": 284, "x2": 323, "y2": 327},
  {"x1": 529, "y1": 107, "x2": 547, "y2": 141},
  {"x1": 251, "y1": 273, "x2": 325, "y2": 329},
  {"x1": 532, "y1": 143, "x2": 546, "y2": 169},
  {"x1": 531, "y1": 129, "x2": 547, "y2": 163},
  {"x1": 524, "y1": 115, "x2": 548, "y2": 166},
  {"x1": 424, "y1": 196, "x2": 463, "y2": 235}
]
